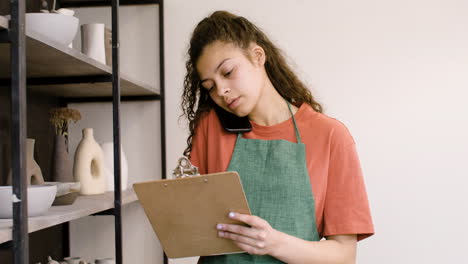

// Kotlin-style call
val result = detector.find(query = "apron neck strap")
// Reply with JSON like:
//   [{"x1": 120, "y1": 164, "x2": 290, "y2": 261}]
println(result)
[
  {"x1": 237, "y1": 101, "x2": 302, "y2": 143},
  {"x1": 286, "y1": 101, "x2": 302, "y2": 143}
]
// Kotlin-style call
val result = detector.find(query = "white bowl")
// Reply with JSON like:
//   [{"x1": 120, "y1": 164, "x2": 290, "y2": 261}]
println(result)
[
  {"x1": 26, "y1": 13, "x2": 79, "y2": 45},
  {"x1": 44, "y1": 181, "x2": 81, "y2": 196},
  {"x1": 0, "y1": 185, "x2": 57, "y2": 219},
  {"x1": 7, "y1": 13, "x2": 79, "y2": 46}
]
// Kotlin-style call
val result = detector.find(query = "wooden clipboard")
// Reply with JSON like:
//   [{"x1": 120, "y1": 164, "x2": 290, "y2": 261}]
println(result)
[{"x1": 133, "y1": 171, "x2": 251, "y2": 259}]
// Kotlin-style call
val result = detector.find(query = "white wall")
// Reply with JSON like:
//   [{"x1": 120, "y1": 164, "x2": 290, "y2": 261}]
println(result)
[
  {"x1": 65, "y1": 0, "x2": 468, "y2": 263},
  {"x1": 67, "y1": 6, "x2": 163, "y2": 264},
  {"x1": 67, "y1": 101, "x2": 163, "y2": 264},
  {"x1": 165, "y1": 0, "x2": 468, "y2": 264}
]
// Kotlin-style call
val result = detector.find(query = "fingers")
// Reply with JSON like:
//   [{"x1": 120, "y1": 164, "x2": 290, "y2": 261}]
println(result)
[
  {"x1": 217, "y1": 223, "x2": 267, "y2": 241},
  {"x1": 228, "y1": 212, "x2": 269, "y2": 229},
  {"x1": 218, "y1": 229, "x2": 266, "y2": 249},
  {"x1": 216, "y1": 212, "x2": 276, "y2": 255}
]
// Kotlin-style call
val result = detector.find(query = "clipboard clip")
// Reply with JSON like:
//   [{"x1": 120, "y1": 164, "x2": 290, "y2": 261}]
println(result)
[{"x1": 172, "y1": 157, "x2": 200, "y2": 178}]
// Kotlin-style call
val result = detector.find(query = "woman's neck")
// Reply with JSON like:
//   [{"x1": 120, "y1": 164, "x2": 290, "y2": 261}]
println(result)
[{"x1": 248, "y1": 79, "x2": 297, "y2": 126}]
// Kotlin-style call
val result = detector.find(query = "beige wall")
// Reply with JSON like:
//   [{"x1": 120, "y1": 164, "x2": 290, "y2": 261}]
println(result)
[{"x1": 67, "y1": 0, "x2": 468, "y2": 263}]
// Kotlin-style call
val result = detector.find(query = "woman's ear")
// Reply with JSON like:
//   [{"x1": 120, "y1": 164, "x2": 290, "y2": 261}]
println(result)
[{"x1": 249, "y1": 43, "x2": 266, "y2": 67}]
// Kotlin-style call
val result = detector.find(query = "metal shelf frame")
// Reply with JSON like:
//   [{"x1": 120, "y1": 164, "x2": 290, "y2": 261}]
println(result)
[{"x1": 4, "y1": 0, "x2": 166, "y2": 263}]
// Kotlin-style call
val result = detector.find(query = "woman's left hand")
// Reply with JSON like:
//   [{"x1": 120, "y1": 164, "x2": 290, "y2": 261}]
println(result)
[{"x1": 216, "y1": 212, "x2": 283, "y2": 256}]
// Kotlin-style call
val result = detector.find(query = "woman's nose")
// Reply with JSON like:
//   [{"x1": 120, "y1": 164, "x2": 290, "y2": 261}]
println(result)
[{"x1": 216, "y1": 85, "x2": 230, "y2": 97}]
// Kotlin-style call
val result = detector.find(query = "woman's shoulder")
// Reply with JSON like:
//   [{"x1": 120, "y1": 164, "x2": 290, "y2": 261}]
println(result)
[
  {"x1": 196, "y1": 109, "x2": 221, "y2": 130},
  {"x1": 297, "y1": 104, "x2": 355, "y2": 146},
  {"x1": 194, "y1": 108, "x2": 229, "y2": 138}
]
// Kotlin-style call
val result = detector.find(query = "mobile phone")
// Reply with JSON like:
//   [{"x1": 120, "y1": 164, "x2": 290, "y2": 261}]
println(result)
[{"x1": 214, "y1": 106, "x2": 252, "y2": 133}]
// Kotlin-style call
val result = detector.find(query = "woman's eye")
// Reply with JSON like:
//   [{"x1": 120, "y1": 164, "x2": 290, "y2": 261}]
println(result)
[{"x1": 223, "y1": 69, "x2": 233, "y2": 77}]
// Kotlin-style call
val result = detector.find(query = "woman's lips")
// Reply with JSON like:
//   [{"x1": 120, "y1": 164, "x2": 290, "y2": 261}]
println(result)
[{"x1": 227, "y1": 97, "x2": 240, "y2": 110}]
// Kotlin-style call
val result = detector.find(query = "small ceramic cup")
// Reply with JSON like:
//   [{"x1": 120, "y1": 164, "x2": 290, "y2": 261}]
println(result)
[
  {"x1": 63, "y1": 257, "x2": 82, "y2": 264},
  {"x1": 95, "y1": 258, "x2": 115, "y2": 264}
]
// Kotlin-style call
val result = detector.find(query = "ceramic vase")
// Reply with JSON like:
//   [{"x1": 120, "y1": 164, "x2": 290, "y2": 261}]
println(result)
[
  {"x1": 47, "y1": 256, "x2": 60, "y2": 264},
  {"x1": 63, "y1": 256, "x2": 85, "y2": 264},
  {"x1": 73, "y1": 128, "x2": 106, "y2": 195},
  {"x1": 95, "y1": 258, "x2": 115, "y2": 264},
  {"x1": 51, "y1": 134, "x2": 73, "y2": 182},
  {"x1": 81, "y1": 23, "x2": 106, "y2": 64},
  {"x1": 7, "y1": 138, "x2": 45, "y2": 185},
  {"x1": 101, "y1": 142, "x2": 128, "y2": 191}
]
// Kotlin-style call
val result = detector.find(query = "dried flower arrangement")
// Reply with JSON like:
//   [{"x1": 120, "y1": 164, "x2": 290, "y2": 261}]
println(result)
[{"x1": 49, "y1": 107, "x2": 81, "y2": 136}]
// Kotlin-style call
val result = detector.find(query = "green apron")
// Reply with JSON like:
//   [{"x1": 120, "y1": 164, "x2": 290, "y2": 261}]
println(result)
[{"x1": 201, "y1": 103, "x2": 320, "y2": 264}]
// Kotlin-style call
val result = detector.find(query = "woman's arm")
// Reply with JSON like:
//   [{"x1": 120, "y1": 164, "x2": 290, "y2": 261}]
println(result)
[
  {"x1": 217, "y1": 212, "x2": 357, "y2": 264},
  {"x1": 272, "y1": 233, "x2": 357, "y2": 264}
]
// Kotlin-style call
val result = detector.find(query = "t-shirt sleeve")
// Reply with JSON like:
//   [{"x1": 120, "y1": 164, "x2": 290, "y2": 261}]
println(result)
[
  {"x1": 323, "y1": 122, "x2": 374, "y2": 241},
  {"x1": 189, "y1": 114, "x2": 209, "y2": 175}
]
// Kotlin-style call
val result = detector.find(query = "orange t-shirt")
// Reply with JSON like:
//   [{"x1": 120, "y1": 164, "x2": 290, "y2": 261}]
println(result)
[{"x1": 190, "y1": 103, "x2": 374, "y2": 241}]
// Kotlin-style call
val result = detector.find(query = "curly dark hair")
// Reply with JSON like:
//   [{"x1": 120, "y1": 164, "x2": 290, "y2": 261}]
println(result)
[{"x1": 181, "y1": 10, "x2": 323, "y2": 157}]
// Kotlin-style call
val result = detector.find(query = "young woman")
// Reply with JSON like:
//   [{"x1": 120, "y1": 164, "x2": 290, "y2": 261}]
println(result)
[{"x1": 181, "y1": 11, "x2": 374, "y2": 264}]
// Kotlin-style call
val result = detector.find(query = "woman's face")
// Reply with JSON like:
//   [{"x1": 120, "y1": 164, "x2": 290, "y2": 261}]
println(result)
[{"x1": 196, "y1": 41, "x2": 266, "y2": 117}]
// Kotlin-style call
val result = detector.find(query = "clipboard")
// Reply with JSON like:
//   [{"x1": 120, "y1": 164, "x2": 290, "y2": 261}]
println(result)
[{"x1": 133, "y1": 157, "x2": 251, "y2": 259}]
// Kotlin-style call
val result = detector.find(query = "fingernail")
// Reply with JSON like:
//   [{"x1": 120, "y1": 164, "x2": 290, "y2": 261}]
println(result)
[
  {"x1": 218, "y1": 231, "x2": 225, "y2": 237},
  {"x1": 228, "y1": 212, "x2": 235, "y2": 218},
  {"x1": 216, "y1": 224, "x2": 223, "y2": 230}
]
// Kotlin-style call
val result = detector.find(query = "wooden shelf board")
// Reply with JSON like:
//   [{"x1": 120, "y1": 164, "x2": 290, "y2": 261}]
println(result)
[
  {"x1": 59, "y1": 0, "x2": 160, "y2": 7},
  {"x1": 0, "y1": 15, "x2": 159, "y2": 98},
  {"x1": 0, "y1": 189, "x2": 138, "y2": 244}
]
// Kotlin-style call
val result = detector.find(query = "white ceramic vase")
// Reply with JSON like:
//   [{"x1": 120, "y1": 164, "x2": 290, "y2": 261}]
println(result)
[
  {"x1": 73, "y1": 128, "x2": 106, "y2": 195},
  {"x1": 101, "y1": 142, "x2": 128, "y2": 191},
  {"x1": 95, "y1": 258, "x2": 115, "y2": 264},
  {"x1": 81, "y1": 23, "x2": 106, "y2": 64}
]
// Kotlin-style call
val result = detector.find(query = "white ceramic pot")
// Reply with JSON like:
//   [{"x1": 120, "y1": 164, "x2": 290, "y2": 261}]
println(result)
[
  {"x1": 18, "y1": 13, "x2": 79, "y2": 46},
  {"x1": 0, "y1": 184, "x2": 57, "y2": 218},
  {"x1": 101, "y1": 142, "x2": 128, "y2": 191},
  {"x1": 63, "y1": 257, "x2": 84, "y2": 264},
  {"x1": 81, "y1": 23, "x2": 106, "y2": 64},
  {"x1": 95, "y1": 258, "x2": 115, "y2": 264}
]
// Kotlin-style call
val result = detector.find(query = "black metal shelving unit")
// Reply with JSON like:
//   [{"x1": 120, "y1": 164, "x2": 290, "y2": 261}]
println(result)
[{"x1": 3, "y1": 0, "x2": 166, "y2": 263}]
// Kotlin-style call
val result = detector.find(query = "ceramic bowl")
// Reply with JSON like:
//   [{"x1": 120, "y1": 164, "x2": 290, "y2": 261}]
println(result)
[
  {"x1": 6, "y1": 13, "x2": 79, "y2": 45},
  {"x1": 45, "y1": 181, "x2": 81, "y2": 196},
  {"x1": 0, "y1": 184, "x2": 57, "y2": 219},
  {"x1": 26, "y1": 13, "x2": 79, "y2": 45}
]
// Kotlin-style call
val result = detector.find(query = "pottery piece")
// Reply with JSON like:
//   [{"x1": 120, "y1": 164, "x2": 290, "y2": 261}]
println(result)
[
  {"x1": 7, "y1": 138, "x2": 45, "y2": 185},
  {"x1": 51, "y1": 134, "x2": 73, "y2": 182},
  {"x1": 48, "y1": 256, "x2": 60, "y2": 264},
  {"x1": 81, "y1": 23, "x2": 106, "y2": 64},
  {"x1": 95, "y1": 258, "x2": 115, "y2": 264},
  {"x1": 73, "y1": 128, "x2": 106, "y2": 195},
  {"x1": 104, "y1": 28, "x2": 112, "y2": 66},
  {"x1": 0, "y1": 184, "x2": 57, "y2": 218},
  {"x1": 63, "y1": 257, "x2": 83, "y2": 264},
  {"x1": 4, "y1": 13, "x2": 79, "y2": 45},
  {"x1": 101, "y1": 142, "x2": 128, "y2": 191}
]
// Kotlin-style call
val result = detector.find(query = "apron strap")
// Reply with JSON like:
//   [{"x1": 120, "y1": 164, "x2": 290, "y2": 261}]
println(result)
[
  {"x1": 237, "y1": 101, "x2": 302, "y2": 143},
  {"x1": 286, "y1": 101, "x2": 302, "y2": 143}
]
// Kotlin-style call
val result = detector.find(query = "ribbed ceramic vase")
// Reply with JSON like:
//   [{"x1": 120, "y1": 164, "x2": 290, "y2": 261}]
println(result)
[
  {"x1": 73, "y1": 128, "x2": 106, "y2": 195},
  {"x1": 51, "y1": 134, "x2": 73, "y2": 182},
  {"x1": 7, "y1": 138, "x2": 45, "y2": 185}
]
